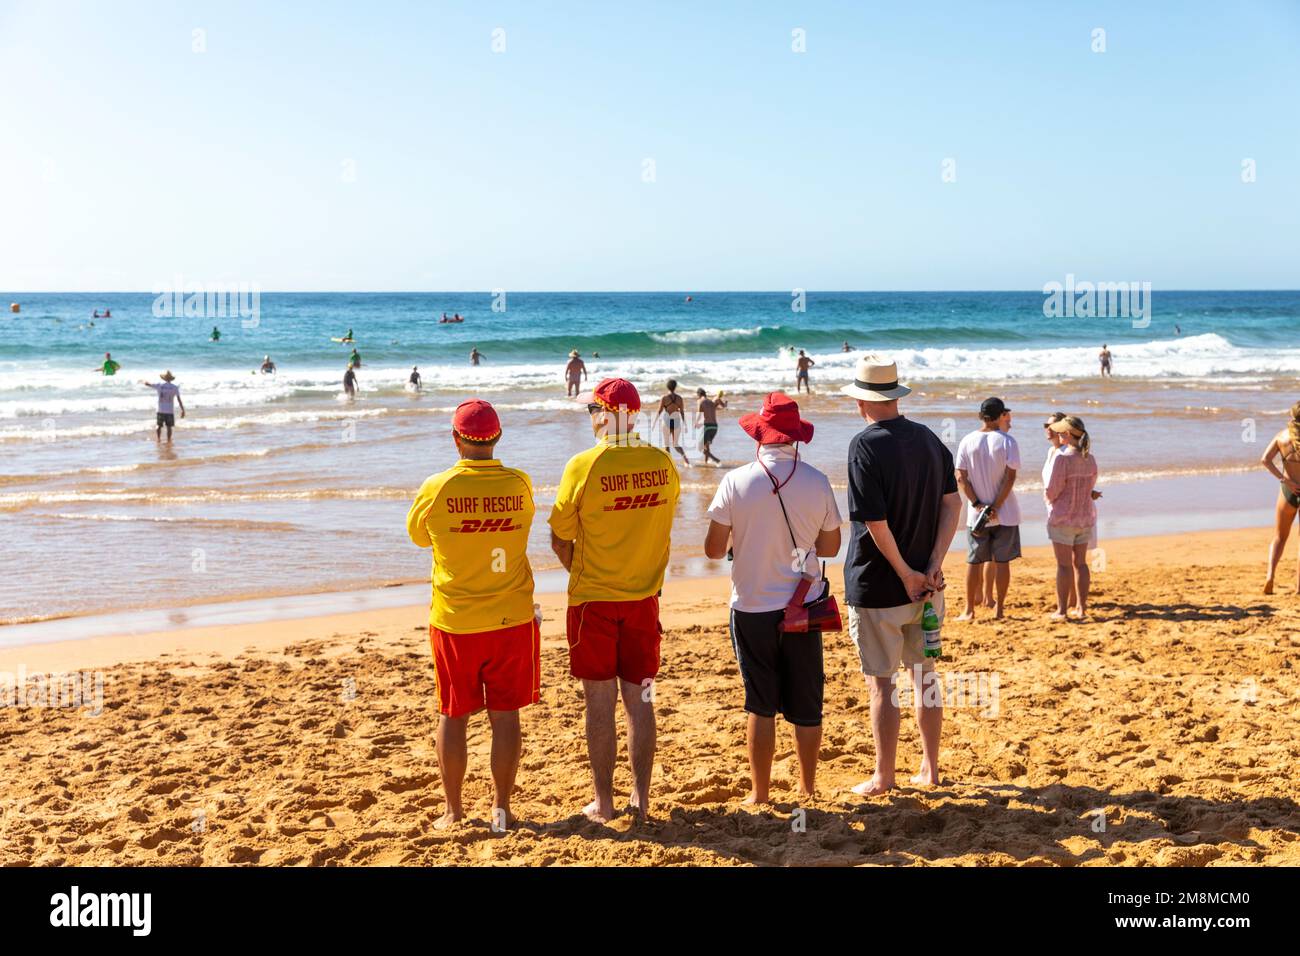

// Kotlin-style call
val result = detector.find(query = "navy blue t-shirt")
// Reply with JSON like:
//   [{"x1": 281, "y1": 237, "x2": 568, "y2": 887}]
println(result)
[{"x1": 844, "y1": 415, "x2": 957, "y2": 609}]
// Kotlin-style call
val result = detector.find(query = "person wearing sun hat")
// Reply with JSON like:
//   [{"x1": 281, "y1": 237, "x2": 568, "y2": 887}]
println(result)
[
  {"x1": 564, "y1": 349, "x2": 587, "y2": 397},
  {"x1": 703, "y1": 392, "x2": 841, "y2": 804},
  {"x1": 839, "y1": 354, "x2": 962, "y2": 797},
  {"x1": 139, "y1": 370, "x2": 185, "y2": 442},
  {"x1": 549, "y1": 377, "x2": 680, "y2": 822},
  {"x1": 406, "y1": 398, "x2": 539, "y2": 831}
]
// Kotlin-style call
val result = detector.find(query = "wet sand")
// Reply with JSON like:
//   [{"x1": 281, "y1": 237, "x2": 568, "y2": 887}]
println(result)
[{"x1": 1, "y1": 527, "x2": 1297, "y2": 866}]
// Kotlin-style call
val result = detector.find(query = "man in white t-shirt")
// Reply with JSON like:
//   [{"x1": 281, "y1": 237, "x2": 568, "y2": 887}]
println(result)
[
  {"x1": 141, "y1": 371, "x2": 185, "y2": 442},
  {"x1": 955, "y1": 397, "x2": 1020, "y2": 620},
  {"x1": 703, "y1": 392, "x2": 841, "y2": 804}
]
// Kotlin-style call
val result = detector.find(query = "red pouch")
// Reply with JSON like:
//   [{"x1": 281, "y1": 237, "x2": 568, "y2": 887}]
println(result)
[{"x1": 780, "y1": 573, "x2": 843, "y2": 634}]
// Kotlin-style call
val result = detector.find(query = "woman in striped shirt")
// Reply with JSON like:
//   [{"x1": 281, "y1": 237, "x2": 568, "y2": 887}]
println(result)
[{"x1": 1044, "y1": 416, "x2": 1099, "y2": 621}]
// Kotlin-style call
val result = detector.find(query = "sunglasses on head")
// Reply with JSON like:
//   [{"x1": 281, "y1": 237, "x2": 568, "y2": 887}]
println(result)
[{"x1": 586, "y1": 403, "x2": 602, "y2": 415}]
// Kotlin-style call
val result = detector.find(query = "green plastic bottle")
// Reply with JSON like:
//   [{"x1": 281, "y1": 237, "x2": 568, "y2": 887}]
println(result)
[{"x1": 922, "y1": 601, "x2": 942, "y2": 658}]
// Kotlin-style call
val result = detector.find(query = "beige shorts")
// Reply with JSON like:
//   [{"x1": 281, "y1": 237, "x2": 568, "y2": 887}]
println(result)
[
  {"x1": 1047, "y1": 523, "x2": 1095, "y2": 547},
  {"x1": 848, "y1": 590, "x2": 945, "y2": 678}
]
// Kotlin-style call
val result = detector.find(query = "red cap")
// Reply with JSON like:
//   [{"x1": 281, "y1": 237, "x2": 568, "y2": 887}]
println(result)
[
  {"x1": 738, "y1": 392, "x2": 814, "y2": 444},
  {"x1": 452, "y1": 399, "x2": 501, "y2": 442},
  {"x1": 578, "y1": 377, "x2": 641, "y2": 413}
]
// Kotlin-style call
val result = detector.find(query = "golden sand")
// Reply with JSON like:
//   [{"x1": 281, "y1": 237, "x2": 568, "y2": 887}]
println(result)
[{"x1": 1, "y1": 527, "x2": 1297, "y2": 866}]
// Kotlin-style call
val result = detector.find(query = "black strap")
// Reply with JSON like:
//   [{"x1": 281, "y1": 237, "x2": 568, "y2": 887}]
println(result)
[
  {"x1": 773, "y1": 482, "x2": 799, "y2": 552},
  {"x1": 765, "y1": 459, "x2": 828, "y2": 601}
]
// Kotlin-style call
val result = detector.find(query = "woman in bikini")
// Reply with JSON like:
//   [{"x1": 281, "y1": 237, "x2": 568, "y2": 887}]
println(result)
[
  {"x1": 652, "y1": 379, "x2": 691, "y2": 467},
  {"x1": 1260, "y1": 401, "x2": 1300, "y2": 594}
]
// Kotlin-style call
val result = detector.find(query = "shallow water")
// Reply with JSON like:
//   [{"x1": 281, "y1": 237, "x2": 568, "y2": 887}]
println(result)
[{"x1": 1, "y1": 291, "x2": 1294, "y2": 624}]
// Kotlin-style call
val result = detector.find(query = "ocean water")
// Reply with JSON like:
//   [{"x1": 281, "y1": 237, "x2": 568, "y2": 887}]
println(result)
[{"x1": 2, "y1": 290, "x2": 1297, "y2": 625}]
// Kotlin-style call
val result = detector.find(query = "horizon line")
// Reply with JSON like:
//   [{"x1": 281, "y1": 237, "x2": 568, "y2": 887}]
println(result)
[{"x1": 7, "y1": 288, "x2": 1300, "y2": 296}]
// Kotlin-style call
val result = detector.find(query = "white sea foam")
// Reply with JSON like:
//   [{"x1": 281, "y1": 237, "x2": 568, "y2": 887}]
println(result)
[
  {"x1": 1, "y1": 335, "x2": 1293, "y2": 435},
  {"x1": 647, "y1": 326, "x2": 771, "y2": 344}
]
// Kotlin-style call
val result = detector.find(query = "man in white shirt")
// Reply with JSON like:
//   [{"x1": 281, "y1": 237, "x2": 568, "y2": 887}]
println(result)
[
  {"x1": 141, "y1": 371, "x2": 185, "y2": 442},
  {"x1": 703, "y1": 393, "x2": 841, "y2": 804},
  {"x1": 955, "y1": 397, "x2": 1020, "y2": 620}
]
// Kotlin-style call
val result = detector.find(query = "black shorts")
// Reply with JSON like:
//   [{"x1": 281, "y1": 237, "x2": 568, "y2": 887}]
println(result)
[
  {"x1": 703, "y1": 423, "x2": 718, "y2": 443},
  {"x1": 156, "y1": 413, "x2": 175, "y2": 427},
  {"x1": 966, "y1": 524, "x2": 1021, "y2": 564},
  {"x1": 729, "y1": 608, "x2": 824, "y2": 726}
]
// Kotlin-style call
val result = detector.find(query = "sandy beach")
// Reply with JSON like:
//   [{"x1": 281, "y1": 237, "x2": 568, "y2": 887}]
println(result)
[{"x1": 1, "y1": 526, "x2": 1296, "y2": 867}]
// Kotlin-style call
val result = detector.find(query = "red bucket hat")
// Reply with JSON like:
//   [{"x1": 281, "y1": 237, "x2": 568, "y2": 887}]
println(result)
[
  {"x1": 738, "y1": 392, "x2": 814, "y2": 444},
  {"x1": 452, "y1": 399, "x2": 501, "y2": 442},
  {"x1": 578, "y1": 377, "x2": 641, "y2": 413}
]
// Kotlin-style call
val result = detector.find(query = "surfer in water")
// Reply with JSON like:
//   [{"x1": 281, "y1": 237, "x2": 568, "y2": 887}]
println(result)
[
  {"x1": 795, "y1": 349, "x2": 815, "y2": 393},
  {"x1": 94, "y1": 352, "x2": 121, "y2": 376},
  {"x1": 695, "y1": 388, "x2": 727, "y2": 465},
  {"x1": 653, "y1": 379, "x2": 691, "y2": 467},
  {"x1": 565, "y1": 350, "x2": 587, "y2": 397},
  {"x1": 210, "y1": 326, "x2": 221, "y2": 342},
  {"x1": 343, "y1": 362, "x2": 358, "y2": 399},
  {"x1": 470, "y1": 347, "x2": 483, "y2": 366},
  {"x1": 343, "y1": 328, "x2": 354, "y2": 342},
  {"x1": 260, "y1": 355, "x2": 276, "y2": 374},
  {"x1": 1099, "y1": 344, "x2": 1112, "y2": 377},
  {"x1": 409, "y1": 366, "x2": 422, "y2": 391},
  {"x1": 349, "y1": 346, "x2": 362, "y2": 368}
]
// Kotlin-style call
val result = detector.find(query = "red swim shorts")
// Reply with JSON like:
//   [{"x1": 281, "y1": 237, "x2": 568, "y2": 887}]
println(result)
[
  {"x1": 429, "y1": 620, "x2": 541, "y2": 718},
  {"x1": 565, "y1": 595, "x2": 661, "y2": 685}
]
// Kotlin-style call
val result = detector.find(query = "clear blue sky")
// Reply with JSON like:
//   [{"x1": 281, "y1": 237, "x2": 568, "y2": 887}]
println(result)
[{"x1": 2, "y1": 0, "x2": 1297, "y2": 291}]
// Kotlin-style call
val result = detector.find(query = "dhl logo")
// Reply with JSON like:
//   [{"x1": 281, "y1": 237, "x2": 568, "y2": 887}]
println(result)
[
  {"x1": 603, "y1": 493, "x2": 666, "y2": 512},
  {"x1": 450, "y1": 518, "x2": 523, "y2": 533}
]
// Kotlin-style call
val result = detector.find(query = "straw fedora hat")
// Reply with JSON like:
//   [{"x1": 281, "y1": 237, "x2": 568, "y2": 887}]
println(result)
[
  {"x1": 839, "y1": 354, "x2": 911, "y2": 402},
  {"x1": 160, "y1": 370, "x2": 176, "y2": 382}
]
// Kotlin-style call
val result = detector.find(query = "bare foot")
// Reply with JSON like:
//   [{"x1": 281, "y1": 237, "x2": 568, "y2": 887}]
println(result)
[
  {"x1": 1263, "y1": 578, "x2": 1275, "y2": 595},
  {"x1": 1048, "y1": 611, "x2": 1068, "y2": 622},
  {"x1": 955, "y1": 611, "x2": 975, "y2": 622},
  {"x1": 741, "y1": 791, "x2": 770, "y2": 806},
  {"x1": 851, "y1": 775, "x2": 894, "y2": 797},
  {"x1": 993, "y1": 605, "x2": 1005, "y2": 620},
  {"x1": 434, "y1": 809, "x2": 464, "y2": 831},
  {"x1": 583, "y1": 799, "x2": 615, "y2": 823},
  {"x1": 911, "y1": 765, "x2": 940, "y2": 786}
]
